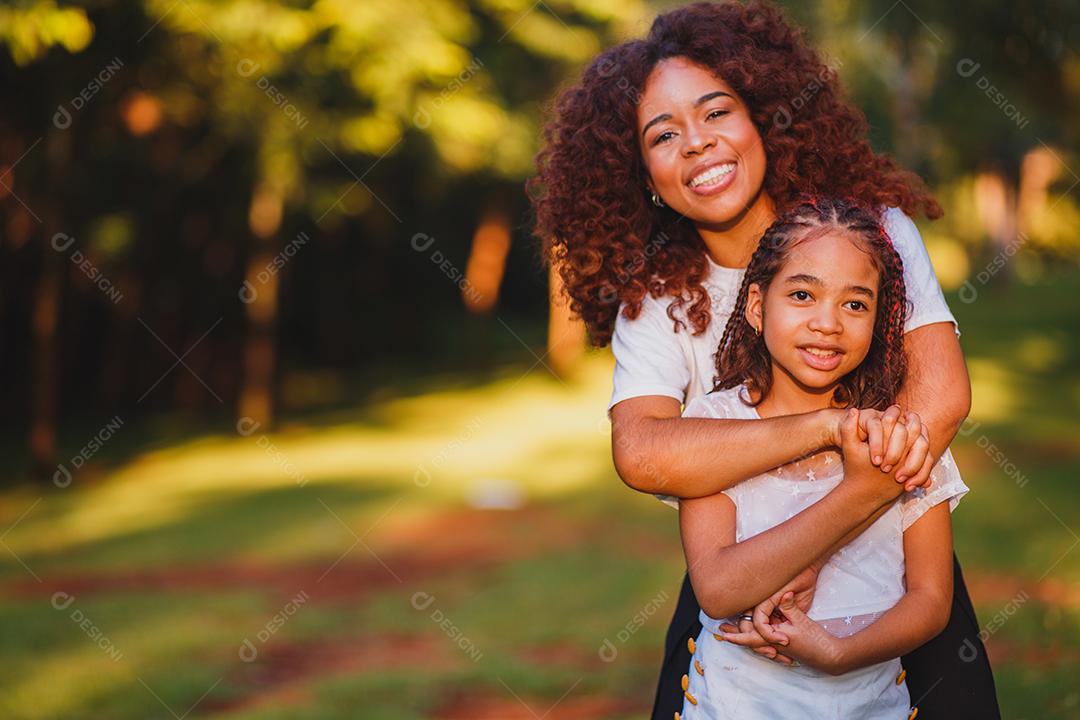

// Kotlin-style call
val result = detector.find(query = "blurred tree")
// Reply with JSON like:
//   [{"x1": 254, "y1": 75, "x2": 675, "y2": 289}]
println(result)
[
  {"x1": 0, "y1": 0, "x2": 646, "y2": 479},
  {"x1": 809, "y1": 0, "x2": 1079, "y2": 263},
  {"x1": 0, "y1": 1, "x2": 93, "y2": 66},
  {"x1": 0, "y1": 0, "x2": 1075, "y2": 482}
]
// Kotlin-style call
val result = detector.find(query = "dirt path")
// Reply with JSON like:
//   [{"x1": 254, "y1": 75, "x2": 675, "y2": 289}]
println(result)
[{"x1": 0, "y1": 505, "x2": 593, "y2": 603}]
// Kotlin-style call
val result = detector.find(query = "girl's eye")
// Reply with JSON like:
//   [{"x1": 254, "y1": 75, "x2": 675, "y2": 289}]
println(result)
[
  {"x1": 706, "y1": 109, "x2": 729, "y2": 120},
  {"x1": 789, "y1": 290, "x2": 811, "y2": 301},
  {"x1": 845, "y1": 300, "x2": 868, "y2": 311}
]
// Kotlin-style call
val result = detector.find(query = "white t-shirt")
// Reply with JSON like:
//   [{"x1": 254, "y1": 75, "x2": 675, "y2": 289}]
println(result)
[{"x1": 608, "y1": 207, "x2": 962, "y2": 507}]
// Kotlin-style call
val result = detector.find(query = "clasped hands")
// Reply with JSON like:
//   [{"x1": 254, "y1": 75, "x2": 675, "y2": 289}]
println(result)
[{"x1": 716, "y1": 404, "x2": 933, "y2": 670}]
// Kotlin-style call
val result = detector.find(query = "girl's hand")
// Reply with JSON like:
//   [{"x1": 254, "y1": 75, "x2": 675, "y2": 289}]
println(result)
[
  {"x1": 840, "y1": 410, "x2": 906, "y2": 505},
  {"x1": 717, "y1": 618, "x2": 794, "y2": 665},
  {"x1": 752, "y1": 591, "x2": 849, "y2": 675},
  {"x1": 719, "y1": 564, "x2": 820, "y2": 664},
  {"x1": 857, "y1": 406, "x2": 934, "y2": 491}
]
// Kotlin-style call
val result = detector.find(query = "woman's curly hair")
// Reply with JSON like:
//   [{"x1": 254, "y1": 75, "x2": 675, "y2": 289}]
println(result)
[
  {"x1": 528, "y1": 0, "x2": 940, "y2": 347},
  {"x1": 713, "y1": 197, "x2": 909, "y2": 410}
]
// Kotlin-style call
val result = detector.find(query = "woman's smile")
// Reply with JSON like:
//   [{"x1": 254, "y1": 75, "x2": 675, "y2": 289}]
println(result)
[{"x1": 687, "y1": 161, "x2": 737, "y2": 195}]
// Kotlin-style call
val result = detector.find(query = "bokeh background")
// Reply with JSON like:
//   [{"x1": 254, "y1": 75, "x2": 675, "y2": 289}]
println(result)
[{"x1": 0, "y1": 1, "x2": 1078, "y2": 718}]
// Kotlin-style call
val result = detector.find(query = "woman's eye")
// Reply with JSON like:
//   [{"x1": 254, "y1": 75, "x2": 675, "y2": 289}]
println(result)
[
  {"x1": 790, "y1": 290, "x2": 811, "y2": 301},
  {"x1": 706, "y1": 109, "x2": 729, "y2": 120},
  {"x1": 653, "y1": 131, "x2": 674, "y2": 145}
]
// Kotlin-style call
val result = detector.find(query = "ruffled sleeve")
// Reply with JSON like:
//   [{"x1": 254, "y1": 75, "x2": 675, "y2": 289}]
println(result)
[
  {"x1": 898, "y1": 447, "x2": 969, "y2": 531},
  {"x1": 682, "y1": 392, "x2": 734, "y2": 420}
]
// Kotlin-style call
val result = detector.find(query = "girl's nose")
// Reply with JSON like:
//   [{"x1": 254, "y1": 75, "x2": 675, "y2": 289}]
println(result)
[{"x1": 807, "y1": 308, "x2": 841, "y2": 334}]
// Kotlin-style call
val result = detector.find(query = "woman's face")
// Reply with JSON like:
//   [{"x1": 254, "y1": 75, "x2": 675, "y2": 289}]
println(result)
[
  {"x1": 637, "y1": 57, "x2": 768, "y2": 226},
  {"x1": 744, "y1": 231, "x2": 880, "y2": 393}
]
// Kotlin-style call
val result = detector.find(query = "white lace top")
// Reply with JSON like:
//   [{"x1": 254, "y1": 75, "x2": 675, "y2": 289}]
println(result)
[{"x1": 683, "y1": 385, "x2": 969, "y2": 636}]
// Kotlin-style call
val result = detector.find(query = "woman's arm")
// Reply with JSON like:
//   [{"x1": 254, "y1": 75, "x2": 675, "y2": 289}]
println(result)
[
  {"x1": 750, "y1": 502, "x2": 954, "y2": 675},
  {"x1": 609, "y1": 324, "x2": 965, "y2": 500},
  {"x1": 611, "y1": 395, "x2": 843, "y2": 497},
  {"x1": 885, "y1": 205, "x2": 971, "y2": 468},
  {"x1": 860, "y1": 323, "x2": 970, "y2": 489},
  {"x1": 855, "y1": 324, "x2": 968, "y2": 493}
]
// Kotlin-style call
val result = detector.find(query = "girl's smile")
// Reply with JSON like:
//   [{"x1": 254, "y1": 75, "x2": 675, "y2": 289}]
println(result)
[{"x1": 796, "y1": 344, "x2": 846, "y2": 372}]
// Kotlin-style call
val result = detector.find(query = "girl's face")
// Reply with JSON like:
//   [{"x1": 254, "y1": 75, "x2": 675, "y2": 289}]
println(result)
[
  {"x1": 637, "y1": 57, "x2": 769, "y2": 226},
  {"x1": 744, "y1": 232, "x2": 880, "y2": 393}
]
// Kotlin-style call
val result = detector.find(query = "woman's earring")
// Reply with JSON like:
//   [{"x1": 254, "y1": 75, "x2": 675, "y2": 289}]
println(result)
[
  {"x1": 753, "y1": 324, "x2": 761, "y2": 336},
  {"x1": 651, "y1": 192, "x2": 664, "y2": 207}
]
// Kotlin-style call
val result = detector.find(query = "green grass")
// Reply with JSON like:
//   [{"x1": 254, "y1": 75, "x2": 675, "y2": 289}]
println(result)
[{"x1": 0, "y1": 271, "x2": 1078, "y2": 719}]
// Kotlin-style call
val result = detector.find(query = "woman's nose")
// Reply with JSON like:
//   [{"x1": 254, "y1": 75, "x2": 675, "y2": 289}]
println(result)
[{"x1": 681, "y1": 125, "x2": 716, "y2": 156}]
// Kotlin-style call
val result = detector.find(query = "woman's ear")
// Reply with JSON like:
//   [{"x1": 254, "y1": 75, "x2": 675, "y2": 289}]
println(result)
[{"x1": 744, "y1": 283, "x2": 763, "y2": 334}]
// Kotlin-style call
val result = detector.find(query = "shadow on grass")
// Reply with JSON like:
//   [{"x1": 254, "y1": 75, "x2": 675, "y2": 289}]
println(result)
[{"x1": 0, "y1": 480, "x2": 401, "y2": 579}]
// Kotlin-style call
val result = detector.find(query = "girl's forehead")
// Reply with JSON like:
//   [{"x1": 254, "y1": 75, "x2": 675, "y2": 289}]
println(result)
[{"x1": 775, "y1": 232, "x2": 880, "y2": 287}]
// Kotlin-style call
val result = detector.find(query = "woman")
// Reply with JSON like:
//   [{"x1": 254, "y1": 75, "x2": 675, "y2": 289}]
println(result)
[{"x1": 529, "y1": 2, "x2": 1000, "y2": 718}]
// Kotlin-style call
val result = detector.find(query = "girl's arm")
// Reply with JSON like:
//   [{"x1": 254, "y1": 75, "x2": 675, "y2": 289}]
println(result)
[
  {"x1": 680, "y1": 484, "x2": 898, "y2": 621},
  {"x1": 716, "y1": 486, "x2": 899, "y2": 660},
  {"x1": 752, "y1": 502, "x2": 954, "y2": 675},
  {"x1": 679, "y1": 412, "x2": 908, "y2": 619}
]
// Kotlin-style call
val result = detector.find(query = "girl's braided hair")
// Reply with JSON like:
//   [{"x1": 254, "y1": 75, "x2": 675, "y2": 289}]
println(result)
[{"x1": 713, "y1": 198, "x2": 909, "y2": 410}]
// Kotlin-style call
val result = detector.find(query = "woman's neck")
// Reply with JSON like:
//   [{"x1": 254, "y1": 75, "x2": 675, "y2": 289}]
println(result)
[{"x1": 695, "y1": 191, "x2": 777, "y2": 268}]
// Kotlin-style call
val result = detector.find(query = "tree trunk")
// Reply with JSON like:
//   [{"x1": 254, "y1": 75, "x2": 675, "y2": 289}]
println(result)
[
  {"x1": 463, "y1": 204, "x2": 511, "y2": 314},
  {"x1": 546, "y1": 263, "x2": 586, "y2": 378},
  {"x1": 238, "y1": 182, "x2": 283, "y2": 428},
  {"x1": 1018, "y1": 145, "x2": 1064, "y2": 239},
  {"x1": 973, "y1": 167, "x2": 1019, "y2": 290},
  {"x1": 30, "y1": 232, "x2": 61, "y2": 482}
]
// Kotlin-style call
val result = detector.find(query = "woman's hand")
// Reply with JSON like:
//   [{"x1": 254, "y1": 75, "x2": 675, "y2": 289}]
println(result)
[
  {"x1": 752, "y1": 591, "x2": 849, "y2": 675},
  {"x1": 857, "y1": 405, "x2": 934, "y2": 491}
]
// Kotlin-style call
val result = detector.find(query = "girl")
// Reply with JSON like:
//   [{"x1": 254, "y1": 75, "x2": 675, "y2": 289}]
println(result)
[{"x1": 677, "y1": 198, "x2": 967, "y2": 719}]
